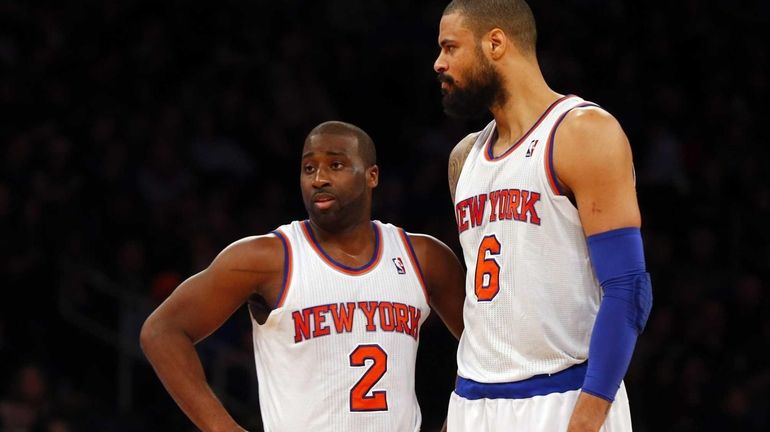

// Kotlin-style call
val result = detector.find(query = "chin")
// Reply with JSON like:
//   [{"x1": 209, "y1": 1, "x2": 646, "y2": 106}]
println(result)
[{"x1": 309, "y1": 210, "x2": 339, "y2": 227}]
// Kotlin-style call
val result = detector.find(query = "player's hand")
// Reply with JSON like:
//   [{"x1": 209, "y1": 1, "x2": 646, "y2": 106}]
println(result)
[{"x1": 567, "y1": 391, "x2": 611, "y2": 432}]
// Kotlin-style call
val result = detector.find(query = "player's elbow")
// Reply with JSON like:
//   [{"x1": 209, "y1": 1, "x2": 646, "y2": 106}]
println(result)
[
  {"x1": 139, "y1": 314, "x2": 164, "y2": 356},
  {"x1": 140, "y1": 311, "x2": 194, "y2": 358}
]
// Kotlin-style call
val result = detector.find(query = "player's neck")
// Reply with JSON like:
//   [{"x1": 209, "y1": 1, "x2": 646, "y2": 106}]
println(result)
[
  {"x1": 308, "y1": 218, "x2": 375, "y2": 255},
  {"x1": 490, "y1": 69, "x2": 560, "y2": 147}
]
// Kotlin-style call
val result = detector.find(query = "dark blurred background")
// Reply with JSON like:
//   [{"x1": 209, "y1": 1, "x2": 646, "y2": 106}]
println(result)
[{"x1": 2, "y1": 0, "x2": 769, "y2": 431}]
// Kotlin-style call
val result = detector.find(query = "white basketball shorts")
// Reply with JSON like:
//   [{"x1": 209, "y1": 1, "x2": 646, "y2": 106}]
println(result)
[{"x1": 447, "y1": 363, "x2": 632, "y2": 431}]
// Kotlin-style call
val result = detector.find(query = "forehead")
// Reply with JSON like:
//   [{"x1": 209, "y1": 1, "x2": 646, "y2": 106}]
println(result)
[
  {"x1": 438, "y1": 12, "x2": 475, "y2": 44},
  {"x1": 303, "y1": 133, "x2": 360, "y2": 158}
]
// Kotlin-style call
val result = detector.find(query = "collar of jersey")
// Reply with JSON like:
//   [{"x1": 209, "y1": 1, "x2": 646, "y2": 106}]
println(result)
[
  {"x1": 301, "y1": 220, "x2": 383, "y2": 276},
  {"x1": 484, "y1": 94, "x2": 576, "y2": 162}
]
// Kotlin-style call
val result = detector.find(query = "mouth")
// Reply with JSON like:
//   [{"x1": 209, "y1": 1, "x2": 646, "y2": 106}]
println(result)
[
  {"x1": 437, "y1": 73, "x2": 455, "y2": 88},
  {"x1": 312, "y1": 193, "x2": 336, "y2": 210}
]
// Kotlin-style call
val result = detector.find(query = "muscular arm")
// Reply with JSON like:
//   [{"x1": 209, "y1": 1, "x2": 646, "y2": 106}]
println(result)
[
  {"x1": 140, "y1": 235, "x2": 284, "y2": 432},
  {"x1": 554, "y1": 108, "x2": 640, "y2": 235},
  {"x1": 448, "y1": 132, "x2": 479, "y2": 202},
  {"x1": 553, "y1": 108, "x2": 642, "y2": 432},
  {"x1": 408, "y1": 234, "x2": 465, "y2": 339}
]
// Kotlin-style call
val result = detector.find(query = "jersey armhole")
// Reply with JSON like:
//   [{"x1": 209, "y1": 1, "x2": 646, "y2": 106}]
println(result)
[
  {"x1": 271, "y1": 229, "x2": 293, "y2": 308},
  {"x1": 397, "y1": 229, "x2": 430, "y2": 304},
  {"x1": 544, "y1": 103, "x2": 601, "y2": 196}
]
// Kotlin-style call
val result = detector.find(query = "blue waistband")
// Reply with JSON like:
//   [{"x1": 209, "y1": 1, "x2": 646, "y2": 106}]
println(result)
[{"x1": 455, "y1": 362, "x2": 587, "y2": 400}]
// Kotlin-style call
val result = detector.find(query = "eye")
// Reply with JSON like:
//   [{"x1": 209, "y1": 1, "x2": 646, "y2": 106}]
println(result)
[
  {"x1": 303, "y1": 164, "x2": 316, "y2": 174},
  {"x1": 331, "y1": 161, "x2": 344, "y2": 170}
]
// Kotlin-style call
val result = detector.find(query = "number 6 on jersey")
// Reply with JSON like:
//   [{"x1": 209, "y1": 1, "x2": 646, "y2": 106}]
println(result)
[{"x1": 475, "y1": 235, "x2": 501, "y2": 301}]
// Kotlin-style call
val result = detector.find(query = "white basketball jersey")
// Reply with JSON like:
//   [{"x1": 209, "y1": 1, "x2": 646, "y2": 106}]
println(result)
[
  {"x1": 250, "y1": 220, "x2": 430, "y2": 432},
  {"x1": 454, "y1": 95, "x2": 602, "y2": 383}
]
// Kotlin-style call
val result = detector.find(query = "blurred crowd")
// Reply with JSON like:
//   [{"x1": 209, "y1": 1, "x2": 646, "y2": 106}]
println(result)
[{"x1": 1, "y1": 0, "x2": 769, "y2": 431}]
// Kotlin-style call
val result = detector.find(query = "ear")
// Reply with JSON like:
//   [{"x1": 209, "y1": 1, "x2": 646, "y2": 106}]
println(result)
[
  {"x1": 367, "y1": 165, "x2": 379, "y2": 188},
  {"x1": 486, "y1": 28, "x2": 507, "y2": 60}
]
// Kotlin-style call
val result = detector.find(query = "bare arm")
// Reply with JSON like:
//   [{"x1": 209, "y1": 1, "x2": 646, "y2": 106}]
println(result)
[
  {"x1": 140, "y1": 235, "x2": 283, "y2": 432},
  {"x1": 553, "y1": 107, "x2": 640, "y2": 431},
  {"x1": 554, "y1": 107, "x2": 641, "y2": 236},
  {"x1": 409, "y1": 234, "x2": 465, "y2": 339},
  {"x1": 448, "y1": 132, "x2": 479, "y2": 202}
]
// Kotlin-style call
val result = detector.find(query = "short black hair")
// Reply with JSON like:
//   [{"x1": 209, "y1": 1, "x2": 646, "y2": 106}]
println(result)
[
  {"x1": 444, "y1": 0, "x2": 537, "y2": 54},
  {"x1": 306, "y1": 121, "x2": 377, "y2": 167}
]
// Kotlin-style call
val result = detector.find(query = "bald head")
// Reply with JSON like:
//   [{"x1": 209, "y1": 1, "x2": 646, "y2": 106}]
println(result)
[
  {"x1": 305, "y1": 121, "x2": 377, "y2": 167},
  {"x1": 444, "y1": 0, "x2": 537, "y2": 54}
]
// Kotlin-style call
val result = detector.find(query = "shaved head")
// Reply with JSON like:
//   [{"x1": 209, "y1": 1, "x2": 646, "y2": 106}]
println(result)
[
  {"x1": 305, "y1": 121, "x2": 377, "y2": 167},
  {"x1": 444, "y1": 0, "x2": 537, "y2": 54}
]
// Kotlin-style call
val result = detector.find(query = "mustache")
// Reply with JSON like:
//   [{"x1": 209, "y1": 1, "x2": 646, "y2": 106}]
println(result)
[
  {"x1": 312, "y1": 190, "x2": 336, "y2": 200},
  {"x1": 437, "y1": 73, "x2": 455, "y2": 85}
]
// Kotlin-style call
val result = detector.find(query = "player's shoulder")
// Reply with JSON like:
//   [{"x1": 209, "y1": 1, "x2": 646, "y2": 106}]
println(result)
[
  {"x1": 403, "y1": 232, "x2": 443, "y2": 248},
  {"x1": 226, "y1": 234, "x2": 284, "y2": 253},
  {"x1": 449, "y1": 131, "x2": 481, "y2": 160},
  {"x1": 402, "y1": 232, "x2": 455, "y2": 262},
  {"x1": 375, "y1": 222, "x2": 439, "y2": 247},
  {"x1": 449, "y1": 131, "x2": 483, "y2": 200},
  {"x1": 554, "y1": 104, "x2": 633, "y2": 188},
  {"x1": 559, "y1": 105, "x2": 627, "y2": 148},
  {"x1": 214, "y1": 233, "x2": 284, "y2": 272}
]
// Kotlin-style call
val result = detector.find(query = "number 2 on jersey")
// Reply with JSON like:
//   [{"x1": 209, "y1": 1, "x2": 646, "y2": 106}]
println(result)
[
  {"x1": 349, "y1": 344, "x2": 388, "y2": 411},
  {"x1": 475, "y1": 235, "x2": 501, "y2": 301}
]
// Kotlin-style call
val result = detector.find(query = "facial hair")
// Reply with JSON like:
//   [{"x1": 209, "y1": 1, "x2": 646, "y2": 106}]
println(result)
[
  {"x1": 438, "y1": 49, "x2": 505, "y2": 119},
  {"x1": 304, "y1": 185, "x2": 369, "y2": 233}
]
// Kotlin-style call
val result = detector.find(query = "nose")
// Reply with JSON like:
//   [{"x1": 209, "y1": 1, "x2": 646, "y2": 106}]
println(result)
[
  {"x1": 312, "y1": 167, "x2": 331, "y2": 189},
  {"x1": 434, "y1": 52, "x2": 447, "y2": 74}
]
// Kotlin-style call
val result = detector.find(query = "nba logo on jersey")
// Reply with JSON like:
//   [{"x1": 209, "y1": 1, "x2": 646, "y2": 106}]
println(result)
[
  {"x1": 392, "y1": 257, "x2": 406, "y2": 274},
  {"x1": 525, "y1": 139, "x2": 539, "y2": 157}
]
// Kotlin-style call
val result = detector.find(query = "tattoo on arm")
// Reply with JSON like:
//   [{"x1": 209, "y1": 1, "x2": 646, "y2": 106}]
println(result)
[
  {"x1": 448, "y1": 157, "x2": 462, "y2": 202},
  {"x1": 448, "y1": 134, "x2": 476, "y2": 202}
]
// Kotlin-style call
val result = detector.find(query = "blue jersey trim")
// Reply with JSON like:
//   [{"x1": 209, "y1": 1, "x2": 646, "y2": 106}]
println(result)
[
  {"x1": 270, "y1": 229, "x2": 291, "y2": 308},
  {"x1": 302, "y1": 220, "x2": 381, "y2": 273},
  {"x1": 398, "y1": 229, "x2": 429, "y2": 301},
  {"x1": 455, "y1": 362, "x2": 587, "y2": 400},
  {"x1": 485, "y1": 94, "x2": 576, "y2": 161}
]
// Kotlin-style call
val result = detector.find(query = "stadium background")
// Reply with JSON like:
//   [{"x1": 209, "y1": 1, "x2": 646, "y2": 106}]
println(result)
[{"x1": 1, "y1": 0, "x2": 769, "y2": 431}]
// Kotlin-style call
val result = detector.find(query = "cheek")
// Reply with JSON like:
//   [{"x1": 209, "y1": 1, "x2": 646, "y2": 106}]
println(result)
[
  {"x1": 457, "y1": 55, "x2": 479, "y2": 79},
  {"x1": 299, "y1": 178, "x2": 312, "y2": 196},
  {"x1": 341, "y1": 178, "x2": 366, "y2": 201},
  {"x1": 449, "y1": 67, "x2": 467, "y2": 85},
  {"x1": 459, "y1": 63, "x2": 475, "y2": 81}
]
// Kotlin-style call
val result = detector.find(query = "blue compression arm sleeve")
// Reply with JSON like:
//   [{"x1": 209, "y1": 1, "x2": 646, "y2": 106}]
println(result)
[{"x1": 582, "y1": 227, "x2": 652, "y2": 402}]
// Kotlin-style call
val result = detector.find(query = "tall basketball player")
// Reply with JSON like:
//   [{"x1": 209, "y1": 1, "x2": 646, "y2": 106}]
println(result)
[
  {"x1": 140, "y1": 121, "x2": 466, "y2": 432},
  {"x1": 433, "y1": 1, "x2": 652, "y2": 431}
]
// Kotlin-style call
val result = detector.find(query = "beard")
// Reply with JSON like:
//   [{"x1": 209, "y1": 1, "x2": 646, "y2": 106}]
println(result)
[
  {"x1": 438, "y1": 52, "x2": 505, "y2": 119},
  {"x1": 303, "y1": 187, "x2": 369, "y2": 233}
]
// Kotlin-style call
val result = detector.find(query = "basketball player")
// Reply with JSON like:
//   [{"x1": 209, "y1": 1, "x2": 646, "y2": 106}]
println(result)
[
  {"x1": 140, "y1": 121, "x2": 466, "y2": 432},
  {"x1": 433, "y1": 1, "x2": 652, "y2": 431}
]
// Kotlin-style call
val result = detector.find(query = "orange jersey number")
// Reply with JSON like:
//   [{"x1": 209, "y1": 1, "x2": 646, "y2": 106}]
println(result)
[
  {"x1": 474, "y1": 235, "x2": 501, "y2": 301},
  {"x1": 349, "y1": 344, "x2": 388, "y2": 411}
]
